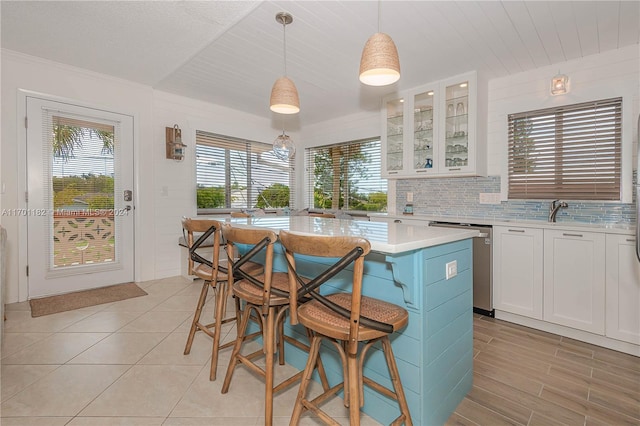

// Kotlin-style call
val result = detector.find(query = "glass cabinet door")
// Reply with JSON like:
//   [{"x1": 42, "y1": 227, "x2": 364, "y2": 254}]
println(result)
[
  {"x1": 413, "y1": 90, "x2": 435, "y2": 170},
  {"x1": 444, "y1": 81, "x2": 469, "y2": 169},
  {"x1": 385, "y1": 98, "x2": 404, "y2": 173}
]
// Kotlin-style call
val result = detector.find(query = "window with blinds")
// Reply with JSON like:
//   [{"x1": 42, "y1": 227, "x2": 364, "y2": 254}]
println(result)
[
  {"x1": 508, "y1": 97, "x2": 622, "y2": 201},
  {"x1": 305, "y1": 138, "x2": 387, "y2": 212},
  {"x1": 196, "y1": 131, "x2": 295, "y2": 211}
]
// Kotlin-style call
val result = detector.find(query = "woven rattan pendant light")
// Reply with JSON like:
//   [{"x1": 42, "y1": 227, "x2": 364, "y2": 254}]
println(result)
[
  {"x1": 359, "y1": 1, "x2": 400, "y2": 86},
  {"x1": 270, "y1": 12, "x2": 300, "y2": 114}
]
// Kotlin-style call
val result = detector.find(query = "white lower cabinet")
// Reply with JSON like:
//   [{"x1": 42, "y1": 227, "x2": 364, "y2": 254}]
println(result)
[
  {"x1": 605, "y1": 234, "x2": 640, "y2": 345},
  {"x1": 493, "y1": 226, "x2": 543, "y2": 319},
  {"x1": 543, "y1": 229, "x2": 606, "y2": 335}
]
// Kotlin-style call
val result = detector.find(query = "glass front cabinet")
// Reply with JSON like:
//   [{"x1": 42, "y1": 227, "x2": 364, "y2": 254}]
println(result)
[{"x1": 381, "y1": 71, "x2": 485, "y2": 178}]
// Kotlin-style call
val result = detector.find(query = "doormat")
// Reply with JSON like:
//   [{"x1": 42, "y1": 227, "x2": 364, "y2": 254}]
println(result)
[{"x1": 29, "y1": 282, "x2": 147, "y2": 317}]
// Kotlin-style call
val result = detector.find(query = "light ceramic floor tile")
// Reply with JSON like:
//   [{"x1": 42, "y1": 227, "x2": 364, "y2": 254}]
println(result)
[
  {"x1": 3, "y1": 309, "x2": 95, "y2": 333},
  {"x1": 79, "y1": 365, "x2": 201, "y2": 417},
  {"x1": 151, "y1": 294, "x2": 201, "y2": 312},
  {"x1": 169, "y1": 364, "x2": 265, "y2": 418},
  {"x1": 0, "y1": 364, "x2": 130, "y2": 417},
  {"x1": 0, "y1": 364, "x2": 59, "y2": 402},
  {"x1": 1, "y1": 332, "x2": 52, "y2": 359},
  {"x1": 67, "y1": 417, "x2": 165, "y2": 425},
  {"x1": 163, "y1": 418, "x2": 258, "y2": 425},
  {"x1": 118, "y1": 311, "x2": 192, "y2": 333},
  {"x1": 138, "y1": 332, "x2": 212, "y2": 366},
  {"x1": 1, "y1": 332, "x2": 110, "y2": 364},
  {"x1": 175, "y1": 281, "x2": 213, "y2": 298},
  {"x1": 100, "y1": 295, "x2": 169, "y2": 312},
  {"x1": 0, "y1": 417, "x2": 73, "y2": 425},
  {"x1": 62, "y1": 311, "x2": 144, "y2": 332},
  {"x1": 142, "y1": 280, "x2": 191, "y2": 298},
  {"x1": 69, "y1": 332, "x2": 168, "y2": 364}
]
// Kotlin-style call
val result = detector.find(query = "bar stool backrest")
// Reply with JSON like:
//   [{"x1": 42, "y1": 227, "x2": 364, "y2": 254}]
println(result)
[
  {"x1": 221, "y1": 224, "x2": 278, "y2": 314},
  {"x1": 279, "y1": 230, "x2": 382, "y2": 355},
  {"x1": 181, "y1": 218, "x2": 224, "y2": 280}
]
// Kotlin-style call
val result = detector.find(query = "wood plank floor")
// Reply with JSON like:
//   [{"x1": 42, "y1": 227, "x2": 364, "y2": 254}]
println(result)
[{"x1": 446, "y1": 314, "x2": 640, "y2": 426}]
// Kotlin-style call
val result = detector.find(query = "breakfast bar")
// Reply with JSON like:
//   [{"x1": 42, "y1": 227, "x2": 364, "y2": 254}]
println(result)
[{"x1": 216, "y1": 216, "x2": 478, "y2": 425}]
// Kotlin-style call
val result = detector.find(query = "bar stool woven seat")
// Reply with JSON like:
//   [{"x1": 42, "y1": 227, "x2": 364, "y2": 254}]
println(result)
[{"x1": 297, "y1": 292, "x2": 408, "y2": 342}]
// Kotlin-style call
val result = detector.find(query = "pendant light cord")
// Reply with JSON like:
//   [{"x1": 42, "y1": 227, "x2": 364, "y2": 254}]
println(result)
[
  {"x1": 377, "y1": 0, "x2": 381, "y2": 32},
  {"x1": 283, "y1": 20, "x2": 288, "y2": 76}
]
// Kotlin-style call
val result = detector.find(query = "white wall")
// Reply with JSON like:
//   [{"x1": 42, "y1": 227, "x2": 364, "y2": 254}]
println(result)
[
  {"x1": 487, "y1": 45, "x2": 639, "y2": 201},
  {"x1": 152, "y1": 91, "x2": 293, "y2": 279},
  {"x1": 0, "y1": 50, "x2": 282, "y2": 302}
]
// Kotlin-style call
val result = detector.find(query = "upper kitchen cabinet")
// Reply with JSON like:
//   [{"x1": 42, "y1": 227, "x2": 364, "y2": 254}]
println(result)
[{"x1": 381, "y1": 71, "x2": 486, "y2": 178}]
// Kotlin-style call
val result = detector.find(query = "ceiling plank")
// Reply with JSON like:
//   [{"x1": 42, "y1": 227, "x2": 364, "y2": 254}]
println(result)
[
  {"x1": 501, "y1": 1, "x2": 550, "y2": 69},
  {"x1": 525, "y1": 1, "x2": 567, "y2": 64}
]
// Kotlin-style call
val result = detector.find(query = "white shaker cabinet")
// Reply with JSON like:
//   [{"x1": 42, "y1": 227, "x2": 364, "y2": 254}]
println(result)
[
  {"x1": 605, "y1": 234, "x2": 640, "y2": 345},
  {"x1": 543, "y1": 229, "x2": 606, "y2": 334},
  {"x1": 493, "y1": 226, "x2": 543, "y2": 319}
]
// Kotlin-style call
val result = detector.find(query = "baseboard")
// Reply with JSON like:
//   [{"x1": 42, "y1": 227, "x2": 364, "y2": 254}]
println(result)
[{"x1": 495, "y1": 310, "x2": 640, "y2": 357}]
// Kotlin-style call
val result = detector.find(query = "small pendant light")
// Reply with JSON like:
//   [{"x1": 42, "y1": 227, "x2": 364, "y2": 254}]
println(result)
[
  {"x1": 359, "y1": 1, "x2": 400, "y2": 86},
  {"x1": 270, "y1": 12, "x2": 300, "y2": 114},
  {"x1": 273, "y1": 129, "x2": 296, "y2": 161}
]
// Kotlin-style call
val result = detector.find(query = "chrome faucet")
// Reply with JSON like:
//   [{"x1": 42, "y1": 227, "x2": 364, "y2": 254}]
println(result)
[{"x1": 548, "y1": 200, "x2": 568, "y2": 222}]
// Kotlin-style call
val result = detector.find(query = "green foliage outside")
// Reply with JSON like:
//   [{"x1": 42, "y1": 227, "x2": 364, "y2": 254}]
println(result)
[
  {"x1": 52, "y1": 124, "x2": 116, "y2": 211},
  {"x1": 53, "y1": 175, "x2": 114, "y2": 209},
  {"x1": 197, "y1": 186, "x2": 225, "y2": 208},
  {"x1": 312, "y1": 143, "x2": 387, "y2": 212},
  {"x1": 53, "y1": 125, "x2": 113, "y2": 162},
  {"x1": 511, "y1": 118, "x2": 536, "y2": 174},
  {"x1": 256, "y1": 183, "x2": 289, "y2": 208}
]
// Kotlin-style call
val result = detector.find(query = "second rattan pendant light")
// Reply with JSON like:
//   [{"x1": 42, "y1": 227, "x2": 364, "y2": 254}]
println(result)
[
  {"x1": 359, "y1": 1, "x2": 400, "y2": 86},
  {"x1": 270, "y1": 12, "x2": 300, "y2": 114}
]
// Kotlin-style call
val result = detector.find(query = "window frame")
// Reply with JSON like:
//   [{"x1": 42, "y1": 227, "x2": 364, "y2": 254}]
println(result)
[
  {"x1": 506, "y1": 97, "x2": 624, "y2": 202},
  {"x1": 304, "y1": 137, "x2": 388, "y2": 214},
  {"x1": 195, "y1": 130, "x2": 296, "y2": 214}
]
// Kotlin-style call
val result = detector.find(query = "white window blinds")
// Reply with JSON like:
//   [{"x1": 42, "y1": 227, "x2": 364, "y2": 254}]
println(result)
[
  {"x1": 305, "y1": 138, "x2": 387, "y2": 212},
  {"x1": 508, "y1": 97, "x2": 622, "y2": 201},
  {"x1": 196, "y1": 131, "x2": 296, "y2": 211}
]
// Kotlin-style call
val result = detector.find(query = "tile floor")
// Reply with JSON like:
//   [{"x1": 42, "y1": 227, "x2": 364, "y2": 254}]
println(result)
[
  {"x1": 2, "y1": 276, "x2": 639, "y2": 426},
  {"x1": 1, "y1": 277, "x2": 382, "y2": 425}
]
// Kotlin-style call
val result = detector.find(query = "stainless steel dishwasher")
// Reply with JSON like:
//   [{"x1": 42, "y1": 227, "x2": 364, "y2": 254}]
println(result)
[{"x1": 429, "y1": 222, "x2": 494, "y2": 317}]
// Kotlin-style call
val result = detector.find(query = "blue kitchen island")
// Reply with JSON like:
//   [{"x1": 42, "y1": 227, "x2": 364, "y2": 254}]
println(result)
[{"x1": 214, "y1": 216, "x2": 477, "y2": 425}]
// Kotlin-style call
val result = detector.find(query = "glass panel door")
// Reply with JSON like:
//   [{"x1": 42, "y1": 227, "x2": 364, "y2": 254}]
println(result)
[
  {"x1": 444, "y1": 81, "x2": 469, "y2": 169},
  {"x1": 27, "y1": 97, "x2": 134, "y2": 298},
  {"x1": 385, "y1": 98, "x2": 404, "y2": 172},
  {"x1": 413, "y1": 90, "x2": 435, "y2": 170}
]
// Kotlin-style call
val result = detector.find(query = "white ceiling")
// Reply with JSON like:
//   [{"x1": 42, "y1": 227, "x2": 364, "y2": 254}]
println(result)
[{"x1": 2, "y1": 1, "x2": 639, "y2": 129}]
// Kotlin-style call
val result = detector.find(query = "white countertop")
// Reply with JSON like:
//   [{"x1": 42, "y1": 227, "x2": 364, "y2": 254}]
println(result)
[
  {"x1": 368, "y1": 213, "x2": 635, "y2": 235},
  {"x1": 206, "y1": 216, "x2": 479, "y2": 254}
]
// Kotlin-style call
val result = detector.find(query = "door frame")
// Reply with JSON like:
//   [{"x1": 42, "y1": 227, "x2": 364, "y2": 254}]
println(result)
[{"x1": 16, "y1": 89, "x2": 142, "y2": 301}]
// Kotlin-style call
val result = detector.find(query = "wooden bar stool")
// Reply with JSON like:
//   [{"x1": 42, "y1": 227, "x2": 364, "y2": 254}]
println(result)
[
  {"x1": 279, "y1": 230, "x2": 412, "y2": 426},
  {"x1": 181, "y1": 218, "x2": 261, "y2": 381},
  {"x1": 220, "y1": 223, "x2": 329, "y2": 426}
]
